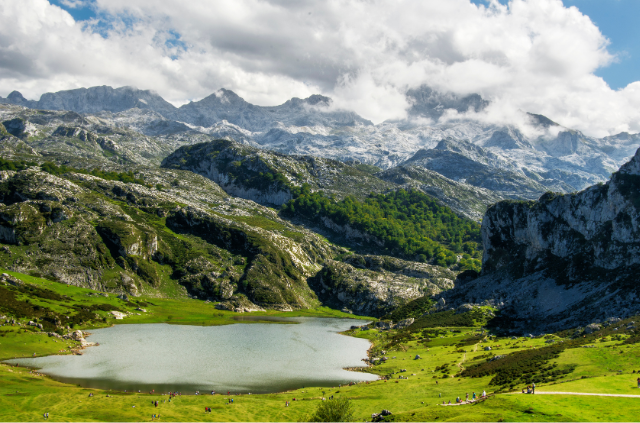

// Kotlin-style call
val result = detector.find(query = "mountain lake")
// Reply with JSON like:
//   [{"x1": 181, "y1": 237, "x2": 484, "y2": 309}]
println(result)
[{"x1": 6, "y1": 317, "x2": 378, "y2": 394}]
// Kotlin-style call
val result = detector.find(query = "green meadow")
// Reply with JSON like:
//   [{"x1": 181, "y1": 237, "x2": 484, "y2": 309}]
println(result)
[{"x1": 1, "y1": 270, "x2": 639, "y2": 422}]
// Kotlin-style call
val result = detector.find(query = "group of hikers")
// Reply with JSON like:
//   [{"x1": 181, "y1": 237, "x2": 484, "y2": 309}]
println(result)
[
  {"x1": 522, "y1": 383, "x2": 536, "y2": 394},
  {"x1": 442, "y1": 390, "x2": 486, "y2": 405}
]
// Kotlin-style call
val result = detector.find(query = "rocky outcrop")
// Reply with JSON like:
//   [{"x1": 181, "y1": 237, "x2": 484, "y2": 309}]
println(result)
[
  {"x1": 0, "y1": 166, "x2": 342, "y2": 306},
  {"x1": 161, "y1": 139, "x2": 394, "y2": 205},
  {"x1": 440, "y1": 148, "x2": 640, "y2": 331},
  {"x1": 310, "y1": 255, "x2": 456, "y2": 317},
  {"x1": 165, "y1": 205, "x2": 339, "y2": 309}
]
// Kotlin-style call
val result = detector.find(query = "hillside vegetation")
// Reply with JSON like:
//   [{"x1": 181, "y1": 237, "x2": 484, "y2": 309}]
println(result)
[{"x1": 282, "y1": 188, "x2": 482, "y2": 271}]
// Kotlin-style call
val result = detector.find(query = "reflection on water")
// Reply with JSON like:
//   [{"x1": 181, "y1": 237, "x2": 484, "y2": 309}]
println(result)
[{"x1": 7, "y1": 317, "x2": 377, "y2": 393}]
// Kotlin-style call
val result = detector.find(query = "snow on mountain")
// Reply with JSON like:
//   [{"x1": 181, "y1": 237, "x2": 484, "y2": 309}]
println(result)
[{"x1": 2, "y1": 85, "x2": 638, "y2": 202}]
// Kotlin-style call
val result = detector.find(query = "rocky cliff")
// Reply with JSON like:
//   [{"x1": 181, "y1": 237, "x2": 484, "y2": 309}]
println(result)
[
  {"x1": 309, "y1": 254, "x2": 456, "y2": 317},
  {"x1": 440, "y1": 148, "x2": 640, "y2": 332}
]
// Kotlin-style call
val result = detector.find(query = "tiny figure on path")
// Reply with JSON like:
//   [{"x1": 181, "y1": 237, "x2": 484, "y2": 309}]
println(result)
[
  {"x1": 472, "y1": 392, "x2": 476, "y2": 400},
  {"x1": 637, "y1": 377, "x2": 639, "y2": 388},
  {"x1": 482, "y1": 390, "x2": 486, "y2": 398},
  {"x1": 466, "y1": 393, "x2": 469, "y2": 401}
]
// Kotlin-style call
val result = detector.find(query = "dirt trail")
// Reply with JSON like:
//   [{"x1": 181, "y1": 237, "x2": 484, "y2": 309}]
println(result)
[
  {"x1": 442, "y1": 391, "x2": 640, "y2": 406},
  {"x1": 529, "y1": 392, "x2": 640, "y2": 398},
  {"x1": 456, "y1": 342, "x2": 480, "y2": 374}
]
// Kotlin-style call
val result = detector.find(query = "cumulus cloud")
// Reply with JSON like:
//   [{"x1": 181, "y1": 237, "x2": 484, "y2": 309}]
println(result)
[{"x1": 0, "y1": 0, "x2": 638, "y2": 136}]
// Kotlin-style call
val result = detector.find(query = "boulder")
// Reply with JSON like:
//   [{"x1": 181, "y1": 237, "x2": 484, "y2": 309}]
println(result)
[
  {"x1": 396, "y1": 318, "x2": 415, "y2": 329},
  {"x1": 457, "y1": 303, "x2": 474, "y2": 314},
  {"x1": 376, "y1": 321, "x2": 393, "y2": 330},
  {"x1": 372, "y1": 410, "x2": 393, "y2": 422},
  {"x1": 584, "y1": 323, "x2": 602, "y2": 334},
  {"x1": 71, "y1": 330, "x2": 84, "y2": 341},
  {"x1": 1, "y1": 273, "x2": 23, "y2": 286},
  {"x1": 110, "y1": 311, "x2": 127, "y2": 319}
]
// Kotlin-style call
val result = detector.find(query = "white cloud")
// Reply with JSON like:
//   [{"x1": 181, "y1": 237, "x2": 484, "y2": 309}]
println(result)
[
  {"x1": 0, "y1": 0, "x2": 638, "y2": 136},
  {"x1": 59, "y1": 0, "x2": 88, "y2": 8}
]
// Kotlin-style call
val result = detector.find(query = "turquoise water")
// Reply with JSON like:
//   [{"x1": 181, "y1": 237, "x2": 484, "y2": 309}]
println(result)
[{"x1": 8, "y1": 317, "x2": 377, "y2": 393}]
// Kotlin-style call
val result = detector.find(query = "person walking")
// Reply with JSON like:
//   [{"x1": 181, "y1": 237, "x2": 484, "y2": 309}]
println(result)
[
  {"x1": 532, "y1": 382, "x2": 535, "y2": 394},
  {"x1": 637, "y1": 376, "x2": 640, "y2": 388}
]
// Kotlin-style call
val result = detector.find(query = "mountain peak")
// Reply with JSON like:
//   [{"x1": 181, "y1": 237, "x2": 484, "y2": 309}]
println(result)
[
  {"x1": 527, "y1": 112, "x2": 559, "y2": 128},
  {"x1": 303, "y1": 94, "x2": 331, "y2": 106},
  {"x1": 406, "y1": 85, "x2": 489, "y2": 120},
  {"x1": 7, "y1": 91, "x2": 28, "y2": 103}
]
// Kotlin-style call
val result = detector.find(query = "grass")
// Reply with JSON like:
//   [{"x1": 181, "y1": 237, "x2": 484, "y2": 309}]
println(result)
[{"x1": 0, "y1": 270, "x2": 639, "y2": 421}]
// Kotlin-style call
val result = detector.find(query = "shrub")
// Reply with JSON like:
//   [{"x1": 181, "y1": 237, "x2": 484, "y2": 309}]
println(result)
[{"x1": 309, "y1": 397, "x2": 355, "y2": 422}]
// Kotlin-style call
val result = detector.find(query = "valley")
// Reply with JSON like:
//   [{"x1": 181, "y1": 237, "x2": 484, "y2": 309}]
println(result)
[{"x1": 0, "y1": 84, "x2": 639, "y2": 421}]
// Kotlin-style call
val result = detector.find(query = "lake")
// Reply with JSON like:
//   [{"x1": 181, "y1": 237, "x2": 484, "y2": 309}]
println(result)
[{"x1": 7, "y1": 317, "x2": 378, "y2": 394}]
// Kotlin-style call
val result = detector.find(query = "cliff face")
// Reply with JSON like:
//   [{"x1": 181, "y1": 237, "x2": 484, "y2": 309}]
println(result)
[{"x1": 441, "y1": 148, "x2": 640, "y2": 332}]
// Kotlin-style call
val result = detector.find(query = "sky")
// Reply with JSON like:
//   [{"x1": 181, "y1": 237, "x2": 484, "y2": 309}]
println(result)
[{"x1": 1, "y1": 0, "x2": 639, "y2": 137}]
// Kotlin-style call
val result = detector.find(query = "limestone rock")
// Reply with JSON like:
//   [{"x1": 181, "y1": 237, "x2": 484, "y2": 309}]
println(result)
[
  {"x1": 584, "y1": 323, "x2": 602, "y2": 334},
  {"x1": 439, "y1": 148, "x2": 640, "y2": 331},
  {"x1": 110, "y1": 311, "x2": 127, "y2": 319}
]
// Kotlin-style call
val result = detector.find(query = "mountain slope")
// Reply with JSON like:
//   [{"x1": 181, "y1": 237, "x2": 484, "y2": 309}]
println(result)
[{"x1": 439, "y1": 148, "x2": 640, "y2": 332}]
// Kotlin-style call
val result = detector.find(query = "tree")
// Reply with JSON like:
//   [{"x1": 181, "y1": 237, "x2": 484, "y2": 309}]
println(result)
[{"x1": 308, "y1": 397, "x2": 355, "y2": 422}]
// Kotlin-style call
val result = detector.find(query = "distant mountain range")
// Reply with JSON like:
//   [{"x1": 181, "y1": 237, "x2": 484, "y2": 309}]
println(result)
[{"x1": 2, "y1": 84, "x2": 640, "y2": 206}]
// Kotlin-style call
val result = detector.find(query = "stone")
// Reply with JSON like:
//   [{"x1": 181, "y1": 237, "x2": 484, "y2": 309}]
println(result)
[
  {"x1": 396, "y1": 318, "x2": 415, "y2": 329},
  {"x1": 584, "y1": 323, "x2": 602, "y2": 334},
  {"x1": 117, "y1": 293, "x2": 129, "y2": 301},
  {"x1": 376, "y1": 321, "x2": 393, "y2": 330},
  {"x1": 110, "y1": 311, "x2": 127, "y2": 320},
  {"x1": 414, "y1": 354, "x2": 421, "y2": 360},
  {"x1": 457, "y1": 303, "x2": 474, "y2": 313},
  {"x1": 71, "y1": 330, "x2": 84, "y2": 341}
]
